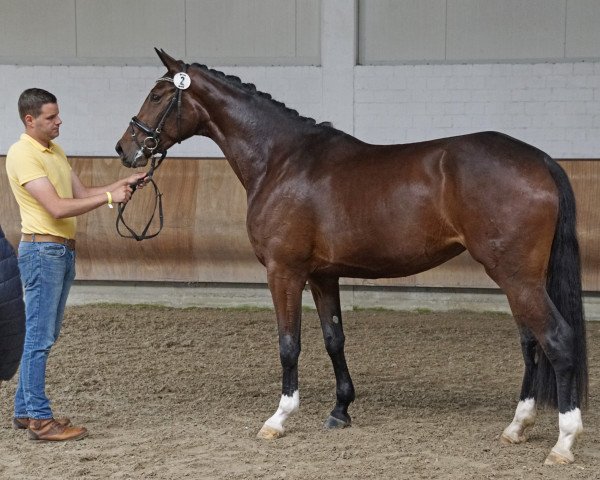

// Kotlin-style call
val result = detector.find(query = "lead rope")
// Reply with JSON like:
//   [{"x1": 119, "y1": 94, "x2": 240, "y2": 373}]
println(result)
[{"x1": 115, "y1": 153, "x2": 165, "y2": 241}]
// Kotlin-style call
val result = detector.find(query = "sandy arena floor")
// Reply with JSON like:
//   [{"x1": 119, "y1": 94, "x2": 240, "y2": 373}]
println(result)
[{"x1": 1, "y1": 305, "x2": 599, "y2": 479}]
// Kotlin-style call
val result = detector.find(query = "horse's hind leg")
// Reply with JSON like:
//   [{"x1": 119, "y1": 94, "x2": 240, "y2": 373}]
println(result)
[
  {"x1": 500, "y1": 284, "x2": 583, "y2": 464},
  {"x1": 501, "y1": 326, "x2": 538, "y2": 444},
  {"x1": 257, "y1": 268, "x2": 306, "y2": 440},
  {"x1": 309, "y1": 275, "x2": 355, "y2": 428},
  {"x1": 541, "y1": 301, "x2": 584, "y2": 465}
]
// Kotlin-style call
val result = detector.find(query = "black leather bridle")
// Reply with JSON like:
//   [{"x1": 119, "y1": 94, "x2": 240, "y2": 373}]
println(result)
[
  {"x1": 117, "y1": 68, "x2": 188, "y2": 241},
  {"x1": 129, "y1": 73, "x2": 185, "y2": 162}
]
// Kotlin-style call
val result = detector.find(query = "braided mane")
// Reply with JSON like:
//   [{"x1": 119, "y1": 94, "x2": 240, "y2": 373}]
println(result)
[{"x1": 190, "y1": 63, "x2": 339, "y2": 132}]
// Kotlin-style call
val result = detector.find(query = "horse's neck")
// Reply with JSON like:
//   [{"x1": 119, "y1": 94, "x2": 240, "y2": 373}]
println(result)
[
  {"x1": 209, "y1": 116, "x2": 273, "y2": 192},
  {"x1": 196, "y1": 73, "x2": 308, "y2": 192}
]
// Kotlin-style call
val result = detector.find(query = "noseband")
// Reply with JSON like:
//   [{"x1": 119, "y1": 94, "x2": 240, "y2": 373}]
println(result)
[{"x1": 118, "y1": 68, "x2": 189, "y2": 241}]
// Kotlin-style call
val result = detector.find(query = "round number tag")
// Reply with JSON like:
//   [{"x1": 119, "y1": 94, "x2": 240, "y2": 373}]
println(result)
[{"x1": 173, "y1": 72, "x2": 191, "y2": 90}]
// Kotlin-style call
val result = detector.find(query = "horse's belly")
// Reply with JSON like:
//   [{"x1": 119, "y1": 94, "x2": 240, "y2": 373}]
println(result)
[{"x1": 314, "y1": 238, "x2": 465, "y2": 279}]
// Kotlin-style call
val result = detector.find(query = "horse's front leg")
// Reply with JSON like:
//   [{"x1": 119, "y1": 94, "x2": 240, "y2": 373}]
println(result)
[
  {"x1": 309, "y1": 275, "x2": 355, "y2": 429},
  {"x1": 257, "y1": 268, "x2": 306, "y2": 439}
]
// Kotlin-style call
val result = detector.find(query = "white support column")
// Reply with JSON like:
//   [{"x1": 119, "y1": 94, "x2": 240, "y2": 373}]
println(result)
[{"x1": 321, "y1": 0, "x2": 357, "y2": 135}]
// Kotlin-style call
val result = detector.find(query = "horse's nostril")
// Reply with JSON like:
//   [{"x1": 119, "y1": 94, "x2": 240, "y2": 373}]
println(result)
[{"x1": 115, "y1": 142, "x2": 123, "y2": 156}]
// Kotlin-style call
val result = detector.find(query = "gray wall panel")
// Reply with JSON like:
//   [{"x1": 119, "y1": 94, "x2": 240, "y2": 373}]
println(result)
[
  {"x1": 446, "y1": 0, "x2": 566, "y2": 61},
  {"x1": 296, "y1": 0, "x2": 321, "y2": 60},
  {"x1": 359, "y1": 0, "x2": 446, "y2": 64},
  {"x1": 1, "y1": 0, "x2": 600, "y2": 66},
  {"x1": 0, "y1": 0, "x2": 76, "y2": 58},
  {"x1": 186, "y1": 0, "x2": 319, "y2": 65},
  {"x1": 0, "y1": 0, "x2": 319, "y2": 65},
  {"x1": 566, "y1": 0, "x2": 600, "y2": 58},
  {"x1": 76, "y1": 0, "x2": 186, "y2": 60},
  {"x1": 359, "y1": 0, "x2": 600, "y2": 64},
  {"x1": 187, "y1": 0, "x2": 295, "y2": 58}
]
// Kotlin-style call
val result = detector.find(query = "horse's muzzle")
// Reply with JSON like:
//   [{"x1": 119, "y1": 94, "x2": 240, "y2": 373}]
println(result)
[{"x1": 115, "y1": 141, "x2": 148, "y2": 168}]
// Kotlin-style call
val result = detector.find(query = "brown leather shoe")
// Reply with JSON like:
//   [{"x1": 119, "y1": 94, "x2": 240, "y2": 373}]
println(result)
[
  {"x1": 13, "y1": 416, "x2": 71, "y2": 430},
  {"x1": 28, "y1": 419, "x2": 88, "y2": 441}
]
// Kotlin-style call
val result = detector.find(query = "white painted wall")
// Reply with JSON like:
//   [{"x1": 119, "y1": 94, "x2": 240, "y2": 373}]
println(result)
[
  {"x1": 0, "y1": 64, "x2": 324, "y2": 157},
  {"x1": 355, "y1": 62, "x2": 600, "y2": 158},
  {"x1": 1, "y1": 62, "x2": 598, "y2": 160}
]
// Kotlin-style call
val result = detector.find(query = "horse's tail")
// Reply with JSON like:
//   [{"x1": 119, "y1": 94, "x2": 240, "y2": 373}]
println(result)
[{"x1": 536, "y1": 157, "x2": 588, "y2": 409}]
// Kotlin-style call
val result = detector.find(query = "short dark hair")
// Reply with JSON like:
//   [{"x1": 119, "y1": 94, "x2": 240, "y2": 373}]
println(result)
[{"x1": 18, "y1": 88, "x2": 57, "y2": 124}]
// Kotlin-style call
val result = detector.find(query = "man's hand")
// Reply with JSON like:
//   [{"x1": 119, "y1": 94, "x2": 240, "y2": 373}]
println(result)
[
  {"x1": 125, "y1": 172, "x2": 150, "y2": 189},
  {"x1": 110, "y1": 184, "x2": 134, "y2": 204},
  {"x1": 110, "y1": 172, "x2": 150, "y2": 204}
]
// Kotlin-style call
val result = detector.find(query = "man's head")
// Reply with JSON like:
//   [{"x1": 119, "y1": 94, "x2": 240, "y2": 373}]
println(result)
[
  {"x1": 18, "y1": 88, "x2": 61, "y2": 146},
  {"x1": 18, "y1": 88, "x2": 57, "y2": 123}
]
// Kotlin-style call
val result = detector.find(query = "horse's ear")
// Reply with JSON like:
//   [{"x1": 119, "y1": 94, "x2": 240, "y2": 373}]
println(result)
[{"x1": 155, "y1": 48, "x2": 180, "y2": 71}]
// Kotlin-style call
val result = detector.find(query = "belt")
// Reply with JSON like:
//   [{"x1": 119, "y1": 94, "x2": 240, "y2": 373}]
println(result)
[{"x1": 21, "y1": 233, "x2": 76, "y2": 251}]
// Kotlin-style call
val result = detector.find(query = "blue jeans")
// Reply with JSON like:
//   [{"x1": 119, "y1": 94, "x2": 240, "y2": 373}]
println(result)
[{"x1": 14, "y1": 241, "x2": 76, "y2": 420}]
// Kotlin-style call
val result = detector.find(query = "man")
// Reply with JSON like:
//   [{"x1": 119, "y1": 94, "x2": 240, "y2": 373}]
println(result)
[{"x1": 5, "y1": 88, "x2": 147, "y2": 441}]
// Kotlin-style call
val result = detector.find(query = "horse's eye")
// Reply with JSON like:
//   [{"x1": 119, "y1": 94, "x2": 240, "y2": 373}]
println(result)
[{"x1": 150, "y1": 93, "x2": 161, "y2": 102}]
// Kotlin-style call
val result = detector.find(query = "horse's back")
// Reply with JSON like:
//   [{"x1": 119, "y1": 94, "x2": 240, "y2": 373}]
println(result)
[{"x1": 317, "y1": 130, "x2": 559, "y2": 240}]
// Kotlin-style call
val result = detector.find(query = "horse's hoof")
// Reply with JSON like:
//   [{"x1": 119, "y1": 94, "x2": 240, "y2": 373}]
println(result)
[
  {"x1": 324, "y1": 415, "x2": 350, "y2": 430},
  {"x1": 500, "y1": 432, "x2": 526, "y2": 445},
  {"x1": 256, "y1": 424, "x2": 284, "y2": 440},
  {"x1": 544, "y1": 449, "x2": 574, "y2": 465}
]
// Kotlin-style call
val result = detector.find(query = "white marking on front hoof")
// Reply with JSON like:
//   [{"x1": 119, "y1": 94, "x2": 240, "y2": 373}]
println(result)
[
  {"x1": 257, "y1": 424, "x2": 284, "y2": 439},
  {"x1": 260, "y1": 391, "x2": 300, "y2": 438}
]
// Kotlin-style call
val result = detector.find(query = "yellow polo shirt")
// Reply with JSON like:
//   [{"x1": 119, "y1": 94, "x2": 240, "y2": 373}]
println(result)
[{"x1": 5, "y1": 133, "x2": 76, "y2": 239}]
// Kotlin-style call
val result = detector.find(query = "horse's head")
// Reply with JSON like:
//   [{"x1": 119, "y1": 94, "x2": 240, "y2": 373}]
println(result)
[{"x1": 116, "y1": 49, "x2": 199, "y2": 168}]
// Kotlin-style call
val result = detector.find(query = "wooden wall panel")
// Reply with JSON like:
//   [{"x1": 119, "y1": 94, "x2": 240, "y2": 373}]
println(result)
[
  {"x1": 1, "y1": 157, "x2": 599, "y2": 291},
  {"x1": 562, "y1": 161, "x2": 600, "y2": 289},
  {"x1": 72, "y1": 157, "x2": 264, "y2": 283}
]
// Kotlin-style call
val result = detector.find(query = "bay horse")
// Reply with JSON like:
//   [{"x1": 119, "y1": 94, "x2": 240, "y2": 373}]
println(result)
[{"x1": 115, "y1": 49, "x2": 588, "y2": 465}]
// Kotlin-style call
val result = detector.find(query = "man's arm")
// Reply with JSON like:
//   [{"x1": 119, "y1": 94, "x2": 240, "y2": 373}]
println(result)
[
  {"x1": 24, "y1": 176, "x2": 134, "y2": 219},
  {"x1": 71, "y1": 171, "x2": 147, "y2": 199}
]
